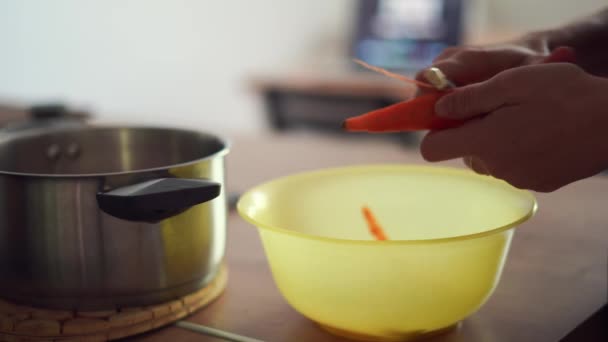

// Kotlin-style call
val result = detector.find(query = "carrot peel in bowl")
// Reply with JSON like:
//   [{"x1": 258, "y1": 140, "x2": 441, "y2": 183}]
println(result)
[{"x1": 362, "y1": 206, "x2": 388, "y2": 241}]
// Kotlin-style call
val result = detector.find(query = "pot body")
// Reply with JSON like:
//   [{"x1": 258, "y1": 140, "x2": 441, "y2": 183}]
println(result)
[{"x1": 0, "y1": 126, "x2": 228, "y2": 310}]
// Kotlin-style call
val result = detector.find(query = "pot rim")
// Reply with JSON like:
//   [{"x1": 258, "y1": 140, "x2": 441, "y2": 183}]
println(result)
[{"x1": 0, "y1": 124, "x2": 230, "y2": 178}]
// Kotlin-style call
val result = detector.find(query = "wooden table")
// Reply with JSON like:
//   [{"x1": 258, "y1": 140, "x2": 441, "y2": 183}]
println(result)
[{"x1": 136, "y1": 132, "x2": 608, "y2": 342}]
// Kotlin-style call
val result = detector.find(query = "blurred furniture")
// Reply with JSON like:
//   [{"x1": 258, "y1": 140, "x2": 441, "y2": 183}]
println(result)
[
  {"x1": 250, "y1": 71, "x2": 420, "y2": 146},
  {"x1": 250, "y1": 0, "x2": 466, "y2": 147},
  {"x1": 136, "y1": 132, "x2": 608, "y2": 342},
  {"x1": 250, "y1": 2, "x2": 530, "y2": 148},
  {"x1": 0, "y1": 102, "x2": 89, "y2": 130},
  {"x1": 351, "y1": 0, "x2": 464, "y2": 72}
]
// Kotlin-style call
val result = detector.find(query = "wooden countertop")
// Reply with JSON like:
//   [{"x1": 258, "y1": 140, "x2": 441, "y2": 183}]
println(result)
[{"x1": 136, "y1": 132, "x2": 608, "y2": 342}]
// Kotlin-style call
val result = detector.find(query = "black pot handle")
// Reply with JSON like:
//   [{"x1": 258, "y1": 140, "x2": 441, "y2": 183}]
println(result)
[{"x1": 97, "y1": 178, "x2": 221, "y2": 223}]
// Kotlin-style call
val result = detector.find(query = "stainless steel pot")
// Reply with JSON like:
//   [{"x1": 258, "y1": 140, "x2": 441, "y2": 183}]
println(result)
[{"x1": 0, "y1": 125, "x2": 229, "y2": 310}]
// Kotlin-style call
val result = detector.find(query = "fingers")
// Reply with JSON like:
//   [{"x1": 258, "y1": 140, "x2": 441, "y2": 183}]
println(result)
[
  {"x1": 415, "y1": 47, "x2": 464, "y2": 96},
  {"x1": 463, "y1": 156, "x2": 491, "y2": 175},
  {"x1": 433, "y1": 47, "x2": 462, "y2": 63},
  {"x1": 417, "y1": 46, "x2": 574, "y2": 121},
  {"x1": 417, "y1": 45, "x2": 544, "y2": 90},
  {"x1": 416, "y1": 58, "x2": 477, "y2": 89},
  {"x1": 434, "y1": 77, "x2": 510, "y2": 120},
  {"x1": 424, "y1": 129, "x2": 493, "y2": 178},
  {"x1": 435, "y1": 62, "x2": 583, "y2": 120},
  {"x1": 422, "y1": 48, "x2": 509, "y2": 86},
  {"x1": 420, "y1": 118, "x2": 487, "y2": 162},
  {"x1": 414, "y1": 47, "x2": 462, "y2": 82}
]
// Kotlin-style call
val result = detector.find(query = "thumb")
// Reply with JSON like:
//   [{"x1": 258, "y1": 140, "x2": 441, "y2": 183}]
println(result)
[{"x1": 435, "y1": 79, "x2": 507, "y2": 119}]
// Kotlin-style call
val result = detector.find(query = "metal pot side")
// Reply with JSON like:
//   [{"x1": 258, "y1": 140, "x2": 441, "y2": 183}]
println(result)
[{"x1": 0, "y1": 126, "x2": 228, "y2": 310}]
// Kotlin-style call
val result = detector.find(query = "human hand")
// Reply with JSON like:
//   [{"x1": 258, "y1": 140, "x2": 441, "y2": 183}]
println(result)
[
  {"x1": 415, "y1": 34, "x2": 575, "y2": 88},
  {"x1": 420, "y1": 63, "x2": 608, "y2": 192}
]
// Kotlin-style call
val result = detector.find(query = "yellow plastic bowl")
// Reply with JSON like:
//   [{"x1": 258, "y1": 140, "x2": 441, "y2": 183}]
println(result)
[{"x1": 237, "y1": 165, "x2": 536, "y2": 341}]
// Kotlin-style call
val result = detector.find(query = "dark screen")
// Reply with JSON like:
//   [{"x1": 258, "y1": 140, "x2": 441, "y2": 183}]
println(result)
[{"x1": 351, "y1": 0, "x2": 464, "y2": 73}]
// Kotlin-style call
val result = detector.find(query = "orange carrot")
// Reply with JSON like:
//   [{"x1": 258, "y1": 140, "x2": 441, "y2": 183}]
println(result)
[
  {"x1": 346, "y1": 60, "x2": 463, "y2": 132},
  {"x1": 344, "y1": 47, "x2": 577, "y2": 133},
  {"x1": 362, "y1": 206, "x2": 388, "y2": 241},
  {"x1": 344, "y1": 91, "x2": 464, "y2": 132}
]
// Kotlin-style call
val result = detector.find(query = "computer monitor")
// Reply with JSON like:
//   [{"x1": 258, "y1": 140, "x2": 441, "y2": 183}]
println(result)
[{"x1": 351, "y1": 0, "x2": 464, "y2": 73}]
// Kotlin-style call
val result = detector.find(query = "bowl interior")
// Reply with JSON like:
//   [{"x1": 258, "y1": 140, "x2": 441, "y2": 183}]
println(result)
[{"x1": 238, "y1": 165, "x2": 536, "y2": 242}]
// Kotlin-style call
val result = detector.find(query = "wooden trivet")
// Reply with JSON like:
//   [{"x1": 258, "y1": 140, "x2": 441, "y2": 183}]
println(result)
[{"x1": 0, "y1": 265, "x2": 227, "y2": 341}]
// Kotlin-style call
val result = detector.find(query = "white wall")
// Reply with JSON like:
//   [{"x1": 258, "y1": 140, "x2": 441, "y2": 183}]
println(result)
[
  {"x1": 0, "y1": 0, "x2": 352, "y2": 133},
  {"x1": 487, "y1": 0, "x2": 607, "y2": 32},
  {"x1": 0, "y1": 1, "x2": 605, "y2": 133}
]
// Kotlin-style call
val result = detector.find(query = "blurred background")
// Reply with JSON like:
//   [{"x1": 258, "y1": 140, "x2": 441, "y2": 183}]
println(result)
[{"x1": 0, "y1": 0, "x2": 605, "y2": 140}]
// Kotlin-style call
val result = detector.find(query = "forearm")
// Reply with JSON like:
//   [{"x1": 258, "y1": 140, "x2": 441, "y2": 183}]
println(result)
[{"x1": 527, "y1": 7, "x2": 608, "y2": 76}]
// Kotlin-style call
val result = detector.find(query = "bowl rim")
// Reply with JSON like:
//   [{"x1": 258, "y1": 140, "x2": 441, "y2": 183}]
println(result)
[{"x1": 237, "y1": 164, "x2": 538, "y2": 245}]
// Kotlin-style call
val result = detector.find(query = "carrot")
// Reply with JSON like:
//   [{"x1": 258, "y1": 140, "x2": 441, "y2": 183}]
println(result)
[
  {"x1": 344, "y1": 91, "x2": 464, "y2": 132},
  {"x1": 362, "y1": 206, "x2": 388, "y2": 241},
  {"x1": 344, "y1": 46, "x2": 577, "y2": 133}
]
